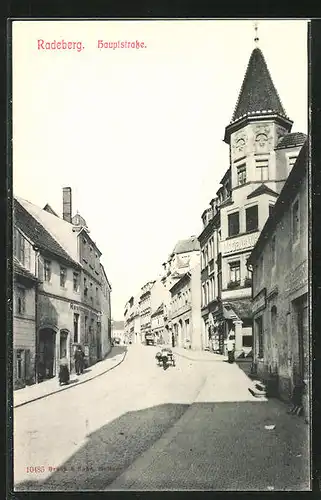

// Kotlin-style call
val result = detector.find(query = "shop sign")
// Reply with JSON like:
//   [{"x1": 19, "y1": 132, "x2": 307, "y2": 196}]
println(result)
[
  {"x1": 252, "y1": 288, "x2": 266, "y2": 315},
  {"x1": 221, "y1": 232, "x2": 259, "y2": 256},
  {"x1": 84, "y1": 345, "x2": 89, "y2": 357}
]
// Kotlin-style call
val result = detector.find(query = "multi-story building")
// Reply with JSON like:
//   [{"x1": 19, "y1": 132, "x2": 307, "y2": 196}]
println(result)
[
  {"x1": 16, "y1": 187, "x2": 112, "y2": 377},
  {"x1": 248, "y1": 141, "x2": 309, "y2": 417},
  {"x1": 111, "y1": 320, "x2": 125, "y2": 343},
  {"x1": 169, "y1": 263, "x2": 202, "y2": 349},
  {"x1": 13, "y1": 223, "x2": 39, "y2": 389},
  {"x1": 14, "y1": 198, "x2": 82, "y2": 381},
  {"x1": 139, "y1": 281, "x2": 155, "y2": 342},
  {"x1": 198, "y1": 43, "x2": 307, "y2": 356},
  {"x1": 100, "y1": 264, "x2": 112, "y2": 358},
  {"x1": 124, "y1": 296, "x2": 134, "y2": 343},
  {"x1": 161, "y1": 237, "x2": 201, "y2": 346},
  {"x1": 151, "y1": 304, "x2": 165, "y2": 344}
]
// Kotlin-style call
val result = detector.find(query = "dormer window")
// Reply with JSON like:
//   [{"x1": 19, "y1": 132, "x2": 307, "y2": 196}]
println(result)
[
  {"x1": 237, "y1": 165, "x2": 246, "y2": 186},
  {"x1": 288, "y1": 155, "x2": 297, "y2": 169}
]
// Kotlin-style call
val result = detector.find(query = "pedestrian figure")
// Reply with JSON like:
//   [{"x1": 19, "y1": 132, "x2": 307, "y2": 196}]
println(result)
[
  {"x1": 74, "y1": 346, "x2": 85, "y2": 375},
  {"x1": 227, "y1": 335, "x2": 235, "y2": 363},
  {"x1": 59, "y1": 357, "x2": 70, "y2": 385}
]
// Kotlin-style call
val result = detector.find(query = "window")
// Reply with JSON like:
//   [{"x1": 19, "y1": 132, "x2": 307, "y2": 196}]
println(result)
[
  {"x1": 84, "y1": 316, "x2": 88, "y2": 342},
  {"x1": 73, "y1": 272, "x2": 79, "y2": 292},
  {"x1": 16, "y1": 287, "x2": 26, "y2": 314},
  {"x1": 288, "y1": 155, "x2": 297, "y2": 169},
  {"x1": 229, "y1": 261, "x2": 240, "y2": 283},
  {"x1": 16, "y1": 349, "x2": 25, "y2": 379},
  {"x1": 271, "y1": 236, "x2": 276, "y2": 267},
  {"x1": 60, "y1": 266, "x2": 67, "y2": 287},
  {"x1": 73, "y1": 313, "x2": 79, "y2": 343},
  {"x1": 206, "y1": 281, "x2": 210, "y2": 304},
  {"x1": 237, "y1": 165, "x2": 247, "y2": 185},
  {"x1": 84, "y1": 277, "x2": 88, "y2": 297},
  {"x1": 242, "y1": 335, "x2": 252, "y2": 348},
  {"x1": 228, "y1": 212, "x2": 240, "y2": 237},
  {"x1": 44, "y1": 260, "x2": 51, "y2": 282},
  {"x1": 292, "y1": 199, "x2": 300, "y2": 242},
  {"x1": 256, "y1": 158, "x2": 269, "y2": 181},
  {"x1": 246, "y1": 205, "x2": 258, "y2": 232},
  {"x1": 269, "y1": 204, "x2": 274, "y2": 217},
  {"x1": 202, "y1": 284, "x2": 206, "y2": 307},
  {"x1": 256, "y1": 316, "x2": 264, "y2": 358},
  {"x1": 14, "y1": 230, "x2": 25, "y2": 264}
]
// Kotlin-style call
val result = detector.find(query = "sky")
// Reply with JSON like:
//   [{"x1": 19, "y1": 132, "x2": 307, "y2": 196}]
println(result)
[{"x1": 12, "y1": 19, "x2": 308, "y2": 319}]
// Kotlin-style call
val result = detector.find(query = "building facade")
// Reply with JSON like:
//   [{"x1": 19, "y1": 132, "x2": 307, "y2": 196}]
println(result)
[
  {"x1": 111, "y1": 320, "x2": 125, "y2": 343},
  {"x1": 13, "y1": 226, "x2": 39, "y2": 389},
  {"x1": 14, "y1": 199, "x2": 82, "y2": 380},
  {"x1": 15, "y1": 187, "x2": 112, "y2": 383},
  {"x1": 248, "y1": 142, "x2": 309, "y2": 417},
  {"x1": 198, "y1": 45, "x2": 307, "y2": 356},
  {"x1": 151, "y1": 304, "x2": 165, "y2": 344},
  {"x1": 161, "y1": 237, "x2": 201, "y2": 347},
  {"x1": 139, "y1": 281, "x2": 156, "y2": 342},
  {"x1": 100, "y1": 264, "x2": 112, "y2": 358},
  {"x1": 169, "y1": 264, "x2": 202, "y2": 349}
]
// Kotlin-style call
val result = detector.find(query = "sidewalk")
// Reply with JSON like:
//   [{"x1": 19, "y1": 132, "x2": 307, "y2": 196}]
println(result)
[
  {"x1": 173, "y1": 346, "x2": 226, "y2": 362},
  {"x1": 13, "y1": 347, "x2": 127, "y2": 408}
]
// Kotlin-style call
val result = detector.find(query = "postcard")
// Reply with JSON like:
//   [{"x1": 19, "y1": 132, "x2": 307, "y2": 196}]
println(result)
[{"x1": 11, "y1": 19, "x2": 310, "y2": 491}]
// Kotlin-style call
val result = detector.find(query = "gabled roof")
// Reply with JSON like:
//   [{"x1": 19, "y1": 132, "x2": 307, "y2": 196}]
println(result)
[
  {"x1": 151, "y1": 303, "x2": 164, "y2": 317},
  {"x1": 275, "y1": 132, "x2": 307, "y2": 150},
  {"x1": 14, "y1": 199, "x2": 80, "y2": 268},
  {"x1": 13, "y1": 256, "x2": 38, "y2": 282},
  {"x1": 231, "y1": 48, "x2": 288, "y2": 124},
  {"x1": 171, "y1": 236, "x2": 200, "y2": 256},
  {"x1": 247, "y1": 184, "x2": 279, "y2": 200}
]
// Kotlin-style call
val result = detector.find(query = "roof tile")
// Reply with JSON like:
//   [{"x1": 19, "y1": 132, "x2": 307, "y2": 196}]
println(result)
[
  {"x1": 14, "y1": 199, "x2": 79, "y2": 267},
  {"x1": 231, "y1": 48, "x2": 287, "y2": 123}
]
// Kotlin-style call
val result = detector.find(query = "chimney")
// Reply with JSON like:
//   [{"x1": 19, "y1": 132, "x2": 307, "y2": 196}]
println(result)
[{"x1": 62, "y1": 187, "x2": 72, "y2": 223}]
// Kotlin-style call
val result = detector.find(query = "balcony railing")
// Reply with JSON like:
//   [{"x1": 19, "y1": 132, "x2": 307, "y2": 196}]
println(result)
[{"x1": 227, "y1": 280, "x2": 241, "y2": 290}]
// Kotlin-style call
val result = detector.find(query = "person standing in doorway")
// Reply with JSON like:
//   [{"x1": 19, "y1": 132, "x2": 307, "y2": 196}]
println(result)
[{"x1": 227, "y1": 334, "x2": 235, "y2": 363}]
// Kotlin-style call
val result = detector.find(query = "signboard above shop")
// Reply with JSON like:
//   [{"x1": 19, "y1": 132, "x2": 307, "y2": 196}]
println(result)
[
  {"x1": 221, "y1": 232, "x2": 259, "y2": 256},
  {"x1": 252, "y1": 288, "x2": 267, "y2": 315}
]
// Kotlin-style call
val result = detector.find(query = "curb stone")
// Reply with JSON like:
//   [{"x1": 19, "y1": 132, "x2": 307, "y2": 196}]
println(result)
[{"x1": 14, "y1": 350, "x2": 128, "y2": 409}]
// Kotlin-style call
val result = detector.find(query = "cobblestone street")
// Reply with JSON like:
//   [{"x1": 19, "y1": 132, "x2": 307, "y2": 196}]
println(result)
[{"x1": 14, "y1": 344, "x2": 310, "y2": 491}]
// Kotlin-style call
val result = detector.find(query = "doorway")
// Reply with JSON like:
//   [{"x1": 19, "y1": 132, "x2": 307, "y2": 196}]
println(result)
[
  {"x1": 38, "y1": 328, "x2": 56, "y2": 380},
  {"x1": 293, "y1": 294, "x2": 308, "y2": 385}
]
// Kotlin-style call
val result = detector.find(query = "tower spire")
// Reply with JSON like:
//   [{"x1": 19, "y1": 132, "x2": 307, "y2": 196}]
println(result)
[{"x1": 254, "y1": 21, "x2": 259, "y2": 45}]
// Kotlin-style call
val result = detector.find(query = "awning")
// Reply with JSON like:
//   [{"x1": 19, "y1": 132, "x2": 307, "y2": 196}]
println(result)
[
  {"x1": 223, "y1": 299, "x2": 253, "y2": 320},
  {"x1": 222, "y1": 305, "x2": 239, "y2": 320}
]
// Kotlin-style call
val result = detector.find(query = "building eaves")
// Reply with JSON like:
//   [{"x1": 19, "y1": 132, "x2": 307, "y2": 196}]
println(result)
[
  {"x1": 275, "y1": 132, "x2": 307, "y2": 150},
  {"x1": 14, "y1": 199, "x2": 81, "y2": 269},
  {"x1": 247, "y1": 184, "x2": 279, "y2": 200}
]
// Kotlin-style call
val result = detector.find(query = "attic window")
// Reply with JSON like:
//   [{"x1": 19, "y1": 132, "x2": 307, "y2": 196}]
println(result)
[{"x1": 288, "y1": 155, "x2": 297, "y2": 169}]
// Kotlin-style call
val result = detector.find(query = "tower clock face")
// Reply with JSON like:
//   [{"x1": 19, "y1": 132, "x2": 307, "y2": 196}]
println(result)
[
  {"x1": 255, "y1": 133, "x2": 268, "y2": 147},
  {"x1": 236, "y1": 138, "x2": 245, "y2": 152}
]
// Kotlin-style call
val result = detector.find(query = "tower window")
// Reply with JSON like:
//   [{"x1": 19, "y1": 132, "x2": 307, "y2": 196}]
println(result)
[
  {"x1": 246, "y1": 205, "x2": 258, "y2": 232},
  {"x1": 256, "y1": 158, "x2": 269, "y2": 181},
  {"x1": 237, "y1": 165, "x2": 247, "y2": 186}
]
